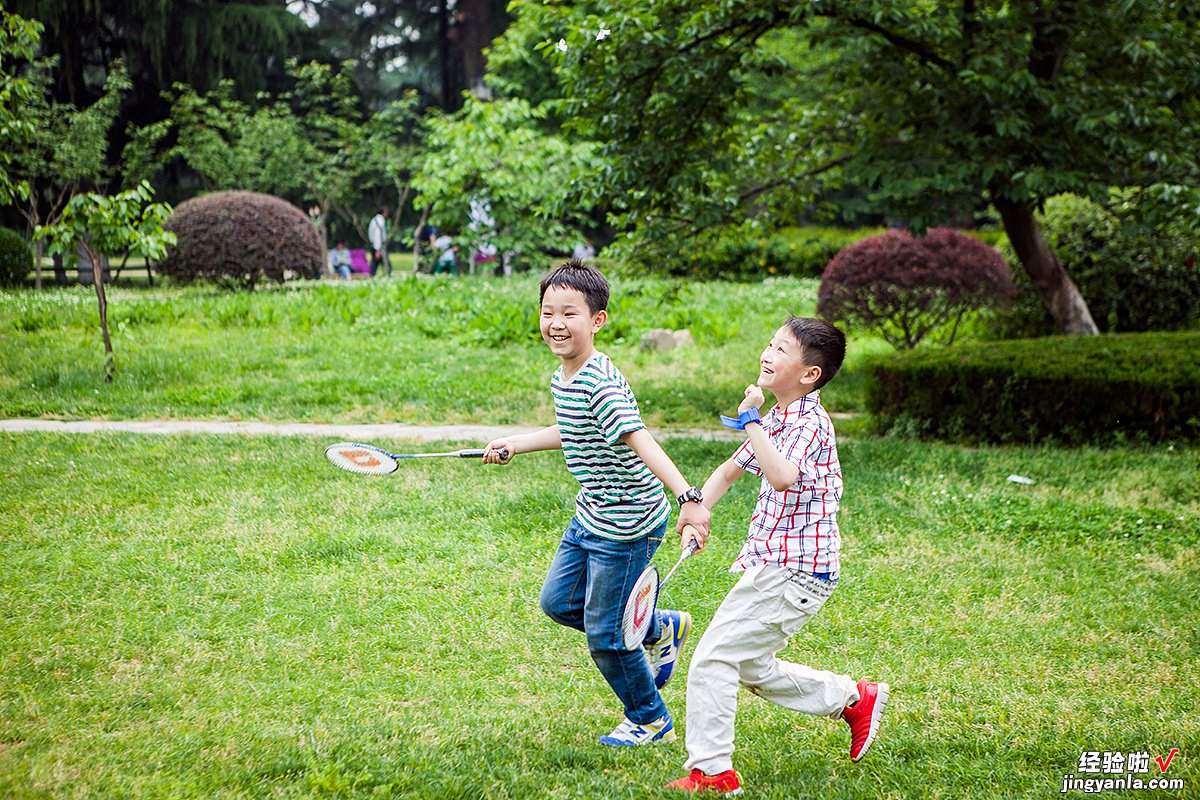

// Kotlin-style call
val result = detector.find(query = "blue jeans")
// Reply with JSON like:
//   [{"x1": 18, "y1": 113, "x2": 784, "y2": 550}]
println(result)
[{"x1": 540, "y1": 516, "x2": 668, "y2": 724}]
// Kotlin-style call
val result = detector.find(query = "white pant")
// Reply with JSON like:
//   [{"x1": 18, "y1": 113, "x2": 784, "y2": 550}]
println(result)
[{"x1": 684, "y1": 564, "x2": 859, "y2": 775}]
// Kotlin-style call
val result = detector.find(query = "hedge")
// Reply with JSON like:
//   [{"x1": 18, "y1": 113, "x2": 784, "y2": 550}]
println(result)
[{"x1": 865, "y1": 332, "x2": 1200, "y2": 444}]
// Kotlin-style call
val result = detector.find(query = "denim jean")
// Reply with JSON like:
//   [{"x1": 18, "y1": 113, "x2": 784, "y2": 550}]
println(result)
[{"x1": 539, "y1": 516, "x2": 668, "y2": 725}]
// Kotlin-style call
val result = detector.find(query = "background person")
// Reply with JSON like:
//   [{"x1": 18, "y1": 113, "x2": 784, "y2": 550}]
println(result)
[{"x1": 368, "y1": 206, "x2": 388, "y2": 276}]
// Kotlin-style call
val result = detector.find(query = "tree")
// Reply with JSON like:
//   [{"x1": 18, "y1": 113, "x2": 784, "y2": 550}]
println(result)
[
  {"x1": 505, "y1": 0, "x2": 1200, "y2": 335},
  {"x1": 0, "y1": 7, "x2": 41, "y2": 205},
  {"x1": 10, "y1": 58, "x2": 130, "y2": 287},
  {"x1": 291, "y1": 0, "x2": 510, "y2": 109},
  {"x1": 124, "y1": 59, "x2": 427, "y2": 257},
  {"x1": 34, "y1": 182, "x2": 175, "y2": 382},
  {"x1": 411, "y1": 97, "x2": 601, "y2": 269}
]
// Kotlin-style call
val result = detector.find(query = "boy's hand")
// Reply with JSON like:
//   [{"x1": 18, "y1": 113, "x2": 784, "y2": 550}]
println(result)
[
  {"x1": 680, "y1": 523, "x2": 708, "y2": 552},
  {"x1": 739, "y1": 384, "x2": 765, "y2": 414},
  {"x1": 677, "y1": 501, "x2": 710, "y2": 546},
  {"x1": 483, "y1": 440, "x2": 514, "y2": 464}
]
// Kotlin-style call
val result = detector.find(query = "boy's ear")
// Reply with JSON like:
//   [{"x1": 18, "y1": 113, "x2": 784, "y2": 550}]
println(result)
[
  {"x1": 592, "y1": 309, "x2": 608, "y2": 331},
  {"x1": 801, "y1": 364, "x2": 822, "y2": 386}
]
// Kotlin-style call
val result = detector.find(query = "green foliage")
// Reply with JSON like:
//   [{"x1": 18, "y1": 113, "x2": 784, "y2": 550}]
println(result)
[
  {"x1": 866, "y1": 332, "x2": 1200, "y2": 444},
  {"x1": 0, "y1": 7, "x2": 42, "y2": 205},
  {"x1": 35, "y1": 181, "x2": 175, "y2": 267},
  {"x1": 157, "y1": 191, "x2": 322, "y2": 290},
  {"x1": 500, "y1": 1, "x2": 1200, "y2": 330},
  {"x1": 0, "y1": 226, "x2": 32, "y2": 286},
  {"x1": 412, "y1": 97, "x2": 601, "y2": 268},
  {"x1": 656, "y1": 226, "x2": 882, "y2": 280},
  {"x1": 992, "y1": 193, "x2": 1200, "y2": 338},
  {"x1": 125, "y1": 62, "x2": 427, "y2": 250}
]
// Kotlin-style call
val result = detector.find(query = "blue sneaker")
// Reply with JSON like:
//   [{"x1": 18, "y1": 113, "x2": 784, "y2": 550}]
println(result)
[
  {"x1": 645, "y1": 610, "x2": 692, "y2": 689},
  {"x1": 599, "y1": 711, "x2": 676, "y2": 746}
]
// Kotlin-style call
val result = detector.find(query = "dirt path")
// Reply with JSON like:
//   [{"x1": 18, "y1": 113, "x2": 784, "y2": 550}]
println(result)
[{"x1": 0, "y1": 418, "x2": 747, "y2": 442}]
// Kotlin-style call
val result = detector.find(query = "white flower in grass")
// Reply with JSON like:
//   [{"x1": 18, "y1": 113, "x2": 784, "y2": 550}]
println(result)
[
  {"x1": 556, "y1": 38, "x2": 567, "y2": 52},
  {"x1": 596, "y1": 26, "x2": 611, "y2": 41}
]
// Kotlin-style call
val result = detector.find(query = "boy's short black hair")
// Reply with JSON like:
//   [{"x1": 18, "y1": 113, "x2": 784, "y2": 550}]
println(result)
[
  {"x1": 539, "y1": 259, "x2": 609, "y2": 315},
  {"x1": 784, "y1": 317, "x2": 846, "y2": 389}
]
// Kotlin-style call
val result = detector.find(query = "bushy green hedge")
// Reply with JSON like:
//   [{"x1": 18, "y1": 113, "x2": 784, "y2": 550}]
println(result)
[
  {"x1": 664, "y1": 227, "x2": 884, "y2": 280},
  {"x1": 0, "y1": 226, "x2": 33, "y2": 287},
  {"x1": 865, "y1": 332, "x2": 1200, "y2": 444}
]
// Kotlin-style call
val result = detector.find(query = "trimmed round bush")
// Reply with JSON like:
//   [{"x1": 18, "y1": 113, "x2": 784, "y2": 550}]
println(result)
[
  {"x1": 818, "y1": 228, "x2": 1017, "y2": 349},
  {"x1": 158, "y1": 191, "x2": 322, "y2": 289},
  {"x1": 0, "y1": 226, "x2": 33, "y2": 287}
]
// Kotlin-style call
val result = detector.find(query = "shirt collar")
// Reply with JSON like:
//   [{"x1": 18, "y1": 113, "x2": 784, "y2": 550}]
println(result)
[{"x1": 768, "y1": 391, "x2": 821, "y2": 428}]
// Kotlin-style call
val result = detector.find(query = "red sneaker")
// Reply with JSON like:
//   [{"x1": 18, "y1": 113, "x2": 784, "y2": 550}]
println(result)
[
  {"x1": 665, "y1": 769, "x2": 743, "y2": 796},
  {"x1": 843, "y1": 679, "x2": 889, "y2": 762}
]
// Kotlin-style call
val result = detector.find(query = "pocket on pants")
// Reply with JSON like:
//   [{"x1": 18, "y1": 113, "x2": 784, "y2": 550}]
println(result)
[{"x1": 751, "y1": 565, "x2": 829, "y2": 638}]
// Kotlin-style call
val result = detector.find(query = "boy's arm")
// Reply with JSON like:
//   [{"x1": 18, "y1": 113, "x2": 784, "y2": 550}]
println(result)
[
  {"x1": 621, "y1": 428, "x2": 711, "y2": 538},
  {"x1": 685, "y1": 456, "x2": 745, "y2": 550},
  {"x1": 739, "y1": 385, "x2": 800, "y2": 492},
  {"x1": 483, "y1": 424, "x2": 561, "y2": 464}
]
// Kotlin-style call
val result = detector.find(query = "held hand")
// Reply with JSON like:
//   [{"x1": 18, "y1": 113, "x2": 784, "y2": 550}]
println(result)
[
  {"x1": 677, "y1": 502, "x2": 710, "y2": 549},
  {"x1": 739, "y1": 384, "x2": 765, "y2": 414},
  {"x1": 483, "y1": 440, "x2": 514, "y2": 465},
  {"x1": 680, "y1": 523, "x2": 707, "y2": 553}
]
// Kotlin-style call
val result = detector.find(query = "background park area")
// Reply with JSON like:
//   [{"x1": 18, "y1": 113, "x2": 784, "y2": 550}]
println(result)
[{"x1": 3, "y1": 1, "x2": 1200, "y2": 799}]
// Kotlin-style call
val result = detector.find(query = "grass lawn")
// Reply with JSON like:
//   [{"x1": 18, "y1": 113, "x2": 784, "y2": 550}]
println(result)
[
  {"x1": 0, "y1": 275, "x2": 890, "y2": 426},
  {"x1": 2, "y1": 432, "x2": 1197, "y2": 799}
]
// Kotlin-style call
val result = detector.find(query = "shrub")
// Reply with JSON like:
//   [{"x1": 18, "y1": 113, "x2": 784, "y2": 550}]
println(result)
[
  {"x1": 158, "y1": 191, "x2": 322, "y2": 290},
  {"x1": 652, "y1": 227, "x2": 881, "y2": 280},
  {"x1": 865, "y1": 332, "x2": 1200, "y2": 445},
  {"x1": 992, "y1": 194, "x2": 1200, "y2": 338},
  {"x1": 818, "y1": 228, "x2": 1017, "y2": 349},
  {"x1": 0, "y1": 226, "x2": 33, "y2": 287}
]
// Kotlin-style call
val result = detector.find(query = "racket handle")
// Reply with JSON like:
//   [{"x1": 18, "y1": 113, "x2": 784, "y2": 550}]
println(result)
[{"x1": 461, "y1": 448, "x2": 511, "y2": 460}]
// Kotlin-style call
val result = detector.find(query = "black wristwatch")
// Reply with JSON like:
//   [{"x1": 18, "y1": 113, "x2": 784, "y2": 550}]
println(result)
[{"x1": 677, "y1": 486, "x2": 704, "y2": 507}]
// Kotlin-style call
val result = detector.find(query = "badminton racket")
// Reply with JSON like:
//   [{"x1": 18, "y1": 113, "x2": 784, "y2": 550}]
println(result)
[
  {"x1": 622, "y1": 532, "x2": 700, "y2": 650},
  {"x1": 325, "y1": 442, "x2": 509, "y2": 476}
]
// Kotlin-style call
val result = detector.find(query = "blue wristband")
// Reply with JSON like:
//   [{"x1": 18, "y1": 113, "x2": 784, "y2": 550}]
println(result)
[{"x1": 720, "y1": 408, "x2": 762, "y2": 430}]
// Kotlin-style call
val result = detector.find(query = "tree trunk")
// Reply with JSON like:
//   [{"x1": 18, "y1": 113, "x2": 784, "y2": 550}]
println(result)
[
  {"x1": 413, "y1": 205, "x2": 431, "y2": 274},
  {"x1": 990, "y1": 193, "x2": 1099, "y2": 335},
  {"x1": 81, "y1": 240, "x2": 115, "y2": 383}
]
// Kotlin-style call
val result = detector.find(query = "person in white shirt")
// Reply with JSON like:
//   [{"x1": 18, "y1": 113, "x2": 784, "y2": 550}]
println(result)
[{"x1": 368, "y1": 207, "x2": 388, "y2": 277}]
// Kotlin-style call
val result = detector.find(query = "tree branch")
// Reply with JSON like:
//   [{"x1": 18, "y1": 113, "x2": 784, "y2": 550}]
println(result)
[{"x1": 819, "y1": 9, "x2": 956, "y2": 74}]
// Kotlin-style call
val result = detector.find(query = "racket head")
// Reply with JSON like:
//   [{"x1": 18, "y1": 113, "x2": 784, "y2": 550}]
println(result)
[
  {"x1": 325, "y1": 442, "x2": 400, "y2": 475},
  {"x1": 622, "y1": 565, "x2": 659, "y2": 650}
]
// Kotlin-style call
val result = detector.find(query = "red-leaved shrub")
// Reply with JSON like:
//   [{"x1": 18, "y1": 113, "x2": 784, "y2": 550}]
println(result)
[
  {"x1": 158, "y1": 191, "x2": 322, "y2": 289},
  {"x1": 818, "y1": 228, "x2": 1017, "y2": 349}
]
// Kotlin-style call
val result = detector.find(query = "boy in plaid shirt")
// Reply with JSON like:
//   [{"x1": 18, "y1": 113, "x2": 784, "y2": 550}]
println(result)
[{"x1": 666, "y1": 317, "x2": 888, "y2": 796}]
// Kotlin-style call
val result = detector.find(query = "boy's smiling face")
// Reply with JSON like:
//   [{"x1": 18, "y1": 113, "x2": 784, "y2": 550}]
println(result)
[
  {"x1": 540, "y1": 284, "x2": 607, "y2": 365},
  {"x1": 758, "y1": 325, "x2": 820, "y2": 397}
]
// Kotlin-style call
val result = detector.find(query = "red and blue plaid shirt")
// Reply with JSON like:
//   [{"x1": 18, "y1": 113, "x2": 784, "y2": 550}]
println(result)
[{"x1": 730, "y1": 391, "x2": 842, "y2": 575}]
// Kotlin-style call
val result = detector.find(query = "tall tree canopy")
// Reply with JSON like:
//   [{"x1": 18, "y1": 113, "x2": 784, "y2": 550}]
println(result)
[
  {"x1": 507, "y1": 0, "x2": 1200, "y2": 334},
  {"x1": 289, "y1": 0, "x2": 510, "y2": 109},
  {"x1": 10, "y1": 0, "x2": 312, "y2": 110}
]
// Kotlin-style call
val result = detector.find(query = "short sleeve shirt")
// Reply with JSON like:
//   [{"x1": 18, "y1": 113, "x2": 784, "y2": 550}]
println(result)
[
  {"x1": 730, "y1": 391, "x2": 842, "y2": 574},
  {"x1": 552, "y1": 353, "x2": 670, "y2": 541}
]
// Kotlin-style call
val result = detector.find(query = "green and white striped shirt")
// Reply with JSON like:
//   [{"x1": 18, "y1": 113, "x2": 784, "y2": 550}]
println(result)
[{"x1": 552, "y1": 353, "x2": 669, "y2": 541}]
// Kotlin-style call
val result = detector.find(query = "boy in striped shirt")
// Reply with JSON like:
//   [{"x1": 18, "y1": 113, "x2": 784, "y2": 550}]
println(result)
[
  {"x1": 666, "y1": 317, "x2": 888, "y2": 796},
  {"x1": 483, "y1": 260, "x2": 711, "y2": 746}
]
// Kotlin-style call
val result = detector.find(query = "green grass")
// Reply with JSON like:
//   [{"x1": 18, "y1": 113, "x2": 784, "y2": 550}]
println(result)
[
  {"x1": 0, "y1": 275, "x2": 888, "y2": 426},
  {"x1": 2, "y1": 433, "x2": 1197, "y2": 798}
]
